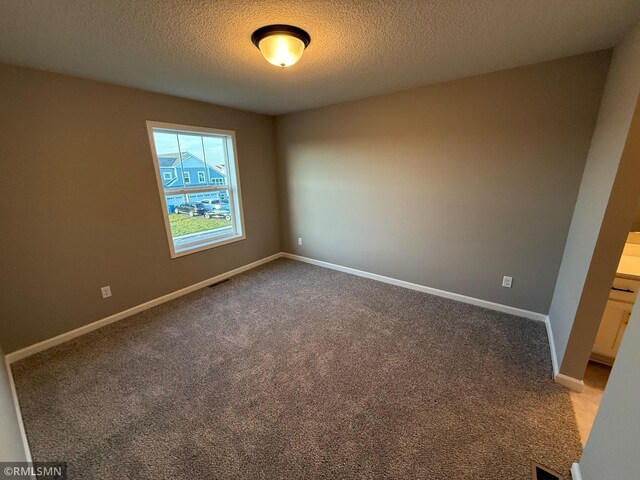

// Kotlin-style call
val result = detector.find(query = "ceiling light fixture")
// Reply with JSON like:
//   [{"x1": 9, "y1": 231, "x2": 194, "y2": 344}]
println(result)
[{"x1": 251, "y1": 24, "x2": 311, "y2": 67}]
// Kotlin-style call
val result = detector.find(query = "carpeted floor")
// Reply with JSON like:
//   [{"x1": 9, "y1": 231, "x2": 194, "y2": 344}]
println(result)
[{"x1": 12, "y1": 259, "x2": 582, "y2": 479}]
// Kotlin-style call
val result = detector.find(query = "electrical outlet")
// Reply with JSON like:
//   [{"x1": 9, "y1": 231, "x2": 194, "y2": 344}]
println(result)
[
  {"x1": 502, "y1": 276, "x2": 513, "y2": 288},
  {"x1": 101, "y1": 286, "x2": 112, "y2": 298},
  {"x1": 297, "y1": 237, "x2": 303, "y2": 246}
]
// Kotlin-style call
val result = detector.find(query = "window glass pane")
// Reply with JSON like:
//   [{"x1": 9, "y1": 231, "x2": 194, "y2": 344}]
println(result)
[
  {"x1": 153, "y1": 132, "x2": 181, "y2": 190},
  {"x1": 166, "y1": 190, "x2": 233, "y2": 251},
  {"x1": 203, "y1": 136, "x2": 228, "y2": 186},
  {"x1": 178, "y1": 134, "x2": 207, "y2": 188}
]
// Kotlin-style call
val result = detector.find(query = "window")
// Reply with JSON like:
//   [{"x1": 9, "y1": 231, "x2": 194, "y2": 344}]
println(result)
[
  {"x1": 163, "y1": 171, "x2": 172, "y2": 180},
  {"x1": 147, "y1": 121, "x2": 245, "y2": 257}
]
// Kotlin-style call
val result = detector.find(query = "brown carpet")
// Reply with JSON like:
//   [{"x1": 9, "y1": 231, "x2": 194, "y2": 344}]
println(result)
[{"x1": 12, "y1": 259, "x2": 582, "y2": 479}]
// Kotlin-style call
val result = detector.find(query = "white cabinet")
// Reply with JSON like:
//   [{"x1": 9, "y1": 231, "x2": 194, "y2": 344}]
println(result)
[
  {"x1": 592, "y1": 299, "x2": 632, "y2": 362},
  {"x1": 592, "y1": 275, "x2": 639, "y2": 364}
]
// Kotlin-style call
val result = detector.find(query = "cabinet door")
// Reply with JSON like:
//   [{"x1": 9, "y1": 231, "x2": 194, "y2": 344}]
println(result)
[
  {"x1": 612, "y1": 311, "x2": 630, "y2": 356},
  {"x1": 592, "y1": 300, "x2": 632, "y2": 359}
]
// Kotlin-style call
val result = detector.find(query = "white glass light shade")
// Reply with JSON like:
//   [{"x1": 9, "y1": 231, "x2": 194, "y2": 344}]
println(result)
[{"x1": 258, "y1": 34, "x2": 306, "y2": 67}]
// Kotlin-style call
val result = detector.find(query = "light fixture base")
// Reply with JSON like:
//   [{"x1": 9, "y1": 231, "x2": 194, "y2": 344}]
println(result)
[{"x1": 251, "y1": 24, "x2": 311, "y2": 49}]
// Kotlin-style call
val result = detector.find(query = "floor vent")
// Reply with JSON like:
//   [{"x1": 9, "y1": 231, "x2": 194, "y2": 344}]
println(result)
[
  {"x1": 532, "y1": 462, "x2": 562, "y2": 480},
  {"x1": 209, "y1": 278, "x2": 230, "y2": 288}
]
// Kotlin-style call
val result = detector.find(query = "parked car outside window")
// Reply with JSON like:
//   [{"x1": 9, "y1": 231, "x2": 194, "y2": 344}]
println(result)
[
  {"x1": 201, "y1": 199, "x2": 230, "y2": 211},
  {"x1": 204, "y1": 209, "x2": 231, "y2": 220},
  {"x1": 174, "y1": 203, "x2": 206, "y2": 217}
]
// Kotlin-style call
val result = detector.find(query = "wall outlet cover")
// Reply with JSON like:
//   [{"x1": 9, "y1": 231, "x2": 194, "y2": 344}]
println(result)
[
  {"x1": 101, "y1": 286, "x2": 112, "y2": 298},
  {"x1": 502, "y1": 276, "x2": 513, "y2": 288}
]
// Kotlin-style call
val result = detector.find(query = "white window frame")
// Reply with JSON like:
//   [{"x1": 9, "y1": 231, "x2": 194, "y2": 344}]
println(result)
[
  {"x1": 163, "y1": 171, "x2": 172, "y2": 180},
  {"x1": 146, "y1": 121, "x2": 246, "y2": 258},
  {"x1": 198, "y1": 171, "x2": 206, "y2": 183},
  {"x1": 183, "y1": 171, "x2": 191, "y2": 184}
]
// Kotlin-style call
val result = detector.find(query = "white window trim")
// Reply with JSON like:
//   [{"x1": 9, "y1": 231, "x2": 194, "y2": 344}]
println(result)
[
  {"x1": 183, "y1": 171, "x2": 191, "y2": 184},
  {"x1": 163, "y1": 171, "x2": 172, "y2": 180},
  {"x1": 198, "y1": 171, "x2": 206, "y2": 183},
  {"x1": 146, "y1": 121, "x2": 246, "y2": 258}
]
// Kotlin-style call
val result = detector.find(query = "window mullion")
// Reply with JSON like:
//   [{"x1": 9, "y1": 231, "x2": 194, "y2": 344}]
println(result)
[
  {"x1": 175, "y1": 134, "x2": 188, "y2": 202},
  {"x1": 201, "y1": 136, "x2": 212, "y2": 185},
  {"x1": 164, "y1": 185, "x2": 220, "y2": 194}
]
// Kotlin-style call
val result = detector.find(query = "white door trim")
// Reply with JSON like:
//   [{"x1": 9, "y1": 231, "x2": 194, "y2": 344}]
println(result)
[{"x1": 571, "y1": 462, "x2": 583, "y2": 480}]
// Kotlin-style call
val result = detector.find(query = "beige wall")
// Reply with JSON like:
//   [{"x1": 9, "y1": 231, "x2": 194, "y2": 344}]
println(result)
[
  {"x1": 276, "y1": 52, "x2": 610, "y2": 314},
  {"x1": 0, "y1": 64, "x2": 281, "y2": 353},
  {"x1": 0, "y1": 348, "x2": 28, "y2": 461},
  {"x1": 549, "y1": 23, "x2": 640, "y2": 379}
]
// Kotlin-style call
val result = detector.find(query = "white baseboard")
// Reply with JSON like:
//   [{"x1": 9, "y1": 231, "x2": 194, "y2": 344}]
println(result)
[
  {"x1": 545, "y1": 316, "x2": 586, "y2": 392},
  {"x1": 544, "y1": 316, "x2": 560, "y2": 378},
  {"x1": 4, "y1": 358, "x2": 34, "y2": 474},
  {"x1": 571, "y1": 462, "x2": 583, "y2": 480},
  {"x1": 282, "y1": 253, "x2": 547, "y2": 322},
  {"x1": 3, "y1": 249, "x2": 565, "y2": 468},
  {"x1": 555, "y1": 373, "x2": 585, "y2": 393},
  {"x1": 5, "y1": 252, "x2": 283, "y2": 364},
  {"x1": 6, "y1": 250, "x2": 553, "y2": 367}
]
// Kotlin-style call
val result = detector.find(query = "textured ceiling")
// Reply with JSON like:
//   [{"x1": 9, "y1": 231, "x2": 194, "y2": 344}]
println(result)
[{"x1": 0, "y1": 0, "x2": 639, "y2": 115}]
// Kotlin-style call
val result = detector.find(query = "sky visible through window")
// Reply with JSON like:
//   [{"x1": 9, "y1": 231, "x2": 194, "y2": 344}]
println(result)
[{"x1": 153, "y1": 132, "x2": 225, "y2": 166}]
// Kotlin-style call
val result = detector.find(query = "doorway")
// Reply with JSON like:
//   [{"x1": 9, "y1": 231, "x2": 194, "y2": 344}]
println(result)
[{"x1": 569, "y1": 231, "x2": 640, "y2": 443}]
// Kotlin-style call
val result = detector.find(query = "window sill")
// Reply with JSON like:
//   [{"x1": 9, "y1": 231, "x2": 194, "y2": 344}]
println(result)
[{"x1": 170, "y1": 233, "x2": 246, "y2": 258}]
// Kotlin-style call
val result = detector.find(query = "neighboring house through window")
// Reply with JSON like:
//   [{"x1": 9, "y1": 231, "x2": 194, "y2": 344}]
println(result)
[{"x1": 147, "y1": 121, "x2": 244, "y2": 257}]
